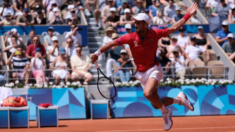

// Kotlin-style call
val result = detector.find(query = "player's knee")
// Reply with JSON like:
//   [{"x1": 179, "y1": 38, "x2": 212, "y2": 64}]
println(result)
[{"x1": 143, "y1": 89, "x2": 154, "y2": 99}]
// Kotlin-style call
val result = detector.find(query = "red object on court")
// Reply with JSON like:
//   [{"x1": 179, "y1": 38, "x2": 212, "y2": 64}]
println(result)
[
  {"x1": 116, "y1": 28, "x2": 169, "y2": 72},
  {"x1": 2, "y1": 96, "x2": 27, "y2": 107},
  {"x1": 39, "y1": 103, "x2": 52, "y2": 108}
]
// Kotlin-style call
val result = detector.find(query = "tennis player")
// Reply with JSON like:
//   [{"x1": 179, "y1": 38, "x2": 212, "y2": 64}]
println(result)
[{"x1": 91, "y1": 3, "x2": 198, "y2": 131}]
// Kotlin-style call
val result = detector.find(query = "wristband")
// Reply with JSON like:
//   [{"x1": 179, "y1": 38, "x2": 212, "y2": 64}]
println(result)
[
  {"x1": 183, "y1": 14, "x2": 191, "y2": 21},
  {"x1": 94, "y1": 49, "x2": 102, "y2": 56}
]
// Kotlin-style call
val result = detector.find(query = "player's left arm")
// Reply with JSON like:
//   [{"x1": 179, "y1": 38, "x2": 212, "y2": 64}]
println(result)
[{"x1": 168, "y1": 3, "x2": 199, "y2": 35}]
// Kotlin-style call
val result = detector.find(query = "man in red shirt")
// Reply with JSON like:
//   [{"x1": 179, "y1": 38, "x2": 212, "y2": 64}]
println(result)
[
  {"x1": 26, "y1": 36, "x2": 46, "y2": 59},
  {"x1": 91, "y1": 3, "x2": 198, "y2": 131}
]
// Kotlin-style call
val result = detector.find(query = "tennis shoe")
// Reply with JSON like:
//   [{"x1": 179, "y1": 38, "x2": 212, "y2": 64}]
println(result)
[
  {"x1": 177, "y1": 92, "x2": 194, "y2": 111},
  {"x1": 162, "y1": 108, "x2": 173, "y2": 131}
]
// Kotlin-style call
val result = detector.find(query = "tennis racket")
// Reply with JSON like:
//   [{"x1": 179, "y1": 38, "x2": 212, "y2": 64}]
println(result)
[{"x1": 95, "y1": 62, "x2": 117, "y2": 99}]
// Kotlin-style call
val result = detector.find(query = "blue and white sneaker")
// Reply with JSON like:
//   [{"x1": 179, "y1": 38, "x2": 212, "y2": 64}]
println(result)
[
  {"x1": 162, "y1": 108, "x2": 173, "y2": 131},
  {"x1": 177, "y1": 92, "x2": 194, "y2": 111}
]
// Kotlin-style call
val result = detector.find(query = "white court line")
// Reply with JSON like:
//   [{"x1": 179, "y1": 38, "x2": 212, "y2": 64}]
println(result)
[{"x1": 97, "y1": 126, "x2": 235, "y2": 132}]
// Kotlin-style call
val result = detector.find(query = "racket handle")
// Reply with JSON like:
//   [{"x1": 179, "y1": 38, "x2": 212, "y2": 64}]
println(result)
[{"x1": 94, "y1": 62, "x2": 99, "y2": 69}]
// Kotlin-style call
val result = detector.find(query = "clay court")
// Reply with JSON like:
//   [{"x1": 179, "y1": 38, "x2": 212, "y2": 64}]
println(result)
[{"x1": 2, "y1": 115, "x2": 235, "y2": 132}]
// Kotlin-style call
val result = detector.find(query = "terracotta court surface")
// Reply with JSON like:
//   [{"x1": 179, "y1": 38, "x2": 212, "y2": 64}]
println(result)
[{"x1": 2, "y1": 115, "x2": 235, "y2": 132}]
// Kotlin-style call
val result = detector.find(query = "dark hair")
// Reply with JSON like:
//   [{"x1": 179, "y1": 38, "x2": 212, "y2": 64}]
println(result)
[
  {"x1": 11, "y1": 36, "x2": 17, "y2": 39},
  {"x1": 76, "y1": 45, "x2": 82, "y2": 49},
  {"x1": 16, "y1": 46, "x2": 23, "y2": 49}
]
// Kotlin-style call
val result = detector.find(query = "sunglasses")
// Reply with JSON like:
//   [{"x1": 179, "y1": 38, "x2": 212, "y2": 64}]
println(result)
[
  {"x1": 53, "y1": 41, "x2": 58, "y2": 43},
  {"x1": 33, "y1": 39, "x2": 39, "y2": 41},
  {"x1": 67, "y1": 41, "x2": 73, "y2": 43}
]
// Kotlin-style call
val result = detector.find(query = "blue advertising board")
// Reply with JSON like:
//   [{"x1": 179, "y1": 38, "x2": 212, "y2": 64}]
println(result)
[
  {"x1": 28, "y1": 88, "x2": 86, "y2": 120},
  {"x1": 0, "y1": 25, "x2": 88, "y2": 46},
  {"x1": 110, "y1": 85, "x2": 235, "y2": 118},
  {"x1": 116, "y1": 24, "x2": 210, "y2": 35},
  {"x1": 229, "y1": 24, "x2": 235, "y2": 33}
]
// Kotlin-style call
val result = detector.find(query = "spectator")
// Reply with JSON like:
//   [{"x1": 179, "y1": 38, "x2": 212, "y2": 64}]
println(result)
[
  {"x1": 0, "y1": 0, "x2": 14, "y2": 20},
  {"x1": 65, "y1": 24, "x2": 82, "y2": 46},
  {"x1": 28, "y1": 0, "x2": 43, "y2": 13},
  {"x1": 206, "y1": 0, "x2": 218, "y2": 13},
  {"x1": 166, "y1": 36, "x2": 182, "y2": 61},
  {"x1": 164, "y1": 0, "x2": 176, "y2": 23},
  {"x1": 73, "y1": 0, "x2": 85, "y2": 11},
  {"x1": 101, "y1": 0, "x2": 114, "y2": 28},
  {"x1": 159, "y1": 30, "x2": 170, "y2": 48},
  {"x1": 222, "y1": 33, "x2": 235, "y2": 62},
  {"x1": 27, "y1": 30, "x2": 36, "y2": 46},
  {"x1": 153, "y1": 9, "x2": 166, "y2": 24},
  {"x1": 14, "y1": 5, "x2": 24, "y2": 18},
  {"x1": 124, "y1": 24, "x2": 133, "y2": 57},
  {"x1": 48, "y1": 36, "x2": 60, "y2": 63},
  {"x1": 188, "y1": 12, "x2": 201, "y2": 24},
  {"x1": 106, "y1": 33, "x2": 122, "y2": 79},
  {"x1": 5, "y1": 29, "x2": 23, "y2": 46},
  {"x1": 65, "y1": 6, "x2": 80, "y2": 25},
  {"x1": 14, "y1": 0, "x2": 27, "y2": 13},
  {"x1": 85, "y1": 0, "x2": 99, "y2": 17},
  {"x1": 212, "y1": 0, "x2": 230, "y2": 17},
  {"x1": 51, "y1": 47, "x2": 71, "y2": 85},
  {"x1": 44, "y1": 27, "x2": 54, "y2": 48},
  {"x1": 116, "y1": 49, "x2": 132, "y2": 82},
  {"x1": 120, "y1": 8, "x2": 134, "y2": 25},
  {"x1": 26, "y1": 36, "x2": 47, "y2": 59},
  {"x1": 0, "y1": 53, "x2": 6, "y2": 85},
  {"x1": 0, "y1": 11, "x2": 16, "y2": 25},
  {"x1": 3, "y1": 36, "x2": 19, "y2": 54},
  {"x1": 48, "y1": 3, "x2": 61, "y2": 18},
  {"x1": 195, "y1": 26, "x2": 211, "y2": 50},
  {"x1": 43, "y1": 0, "x2": 59, "y2": 12},
  {"x1": 172, "y1": 48, "x2": 186, "y2": 79},
  {"x1": 71, "y1": 46, "x2": 93, "y2": 84},
  {"x1": 215, "y1": 21, "x2": 231, "y2": 46},
  {"x1": 185, "y1": 36, "x2": 209, "y2": 66},
  {"x1": 16, "y1": 8, "x2": 34, "y2": 26},
  {"x1": 149, "y1": 0, "x2": 162, "y2": 20},
  {"x1": 49, "y1": 7, "x2": 63, "y2": 25},
  {"x1": 7, "y1": 48, "x2": 30, "y2": 85},
  {"x1": 34, "y1": 10, "x2": 47, "y2": 25},
  {"x1": 117, "y1": 0, "x2": 132, "y2": 15},
  {"x1": 172, "y1": 6, "x2": 183, "y2": 23},
  {"x1": 228, "y1": 7, "x2": 235, "y2": 23},
  {"x1": 132, "y1": 0, "x2": 145, "y2": 15},
  {"x1": 106, "y1": 7, "x2": 120, "y2": 27},
  {"x1": 31, "y1": 48, "x2": 48, "y2": 86},
  {"x1": 102, "y1": 26, "x2": 115, "y2": 47},
  {"x1": 177, "y1": 27, "x2": 189, "y2": 50},
  {"x1": 65, "y1": 38, "x2": 76, "y2": 58},
  {"x1": 157, "y1": 47, "x2": 172, "y2": 80}
]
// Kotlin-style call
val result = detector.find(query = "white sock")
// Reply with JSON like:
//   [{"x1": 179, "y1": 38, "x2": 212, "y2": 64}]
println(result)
[
  {"x1": 159, "y1": 104, "x2": 168, "y2": 113},
  {"x1": 173, "y1": 98, "x2": 181, "y2": 104}
]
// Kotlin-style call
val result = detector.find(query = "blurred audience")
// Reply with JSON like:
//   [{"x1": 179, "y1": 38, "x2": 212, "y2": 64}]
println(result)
[
  {"x1": 177, "y1": 27, "x2": 189, "y2": 50},
  {"x1": 153, "y1": 9, "x2": 166, "y2": 24},
  {"x1": 71, "y1": 46, "x2": 93, "y2": 84},
  {"x1": 164, "y1": 0, "x2": 176, "y2": 23},
  {"x1": 44, "y1": 27, "x2": 54, "y2": 48},
  {"x1": 65, "y1": 24, "x2": 82, "y2": 46},
  {"x1": 188, "y1": 12, "x2": 201, "y2": 24},
  {"x1": 149, "y1": 0, "x2": 162, "y2": 21},
  {"x1": 172, "y1": 6, "x2": 183, "y2": 23},
  {"x1": 215, "y1": 21, "x2": 231, "y2": 46},
  {"x1": 117, "y1": 0, "x2": 132, "y2": 15},
  {"x1": 116, "y1": 49, "x2": 132, "y2": 82},
  {"x1": 5, "y1": 29, "x2": 23, "y2": 46},
  {"x1": 14, "y1": 0, "x2": 27, "y2": 13},
  {"x1": 212, "y1": 0, "x2": 230, "y2": 17},
  {"x1": 0, "y1": 11, "x2": 16, "y2": 26},
  {"x1": 48, "y1": 36, "x2": 60, "y2": 63},
  {"x1": 195, "y1": 26, "x2": 211, "y2": 50},
  {"x1": 172, "y1": 48, "x2": 186, "y2": 79},
  {"x1": 106, "y1": 7, "x2": 120, "y2": 27},
  {"x1": 51, "y1": 47, "x2": 71, "y2": 85},
  {"x1": 228, "y1": 6, "x2": 235, "y2": 23},
  {"x1": 34, "y1": 10, "x2": 47, "y2": 25},
  {"x1": 16, "y1": 8, "x2": 34, "y2": 26},
  {"x1": 27, "y1": 30, "x2": 36, "y2": 46},
  {"x1": 159, "y1": 30, "x2": 170, "y2": 48},
  {"x1": 65, "y1": 38, "x2": 76, "y2": 58},
  {"x1": 102, "y1": 26, "x2": 115, "y2": 46},
  {"x1": 167, "y1": 36, "x2": 182, "y2": 61},
  {"x1": 119, "y1": 8, "x2": 134, "y2": 25},
  {"x1": 0, "y1": 0, "x2": 14, "y2": 20},
  {"x1": 101, "y1": 0, "x2": 114, "y2": 28},
  {"x1": 222, "y1": 33, "x2": 235, "y2": 62},
  {"x1": 132, "y1": 0, "x2": 145, "y2": 15},
  {"x1": 0, "y1": 53, "x2": 6, "y2": 85},
  {"x1": 26, "y1": 36, "x2": 46, "y2": 59},
  {"x1": 49, "y1": 7, "x2": 63, "y2": 25}
]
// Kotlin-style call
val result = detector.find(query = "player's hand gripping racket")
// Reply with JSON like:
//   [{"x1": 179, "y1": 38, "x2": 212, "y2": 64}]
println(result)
[{"x1": 95, "y1": 62, "x2": 117, "y2": 99}]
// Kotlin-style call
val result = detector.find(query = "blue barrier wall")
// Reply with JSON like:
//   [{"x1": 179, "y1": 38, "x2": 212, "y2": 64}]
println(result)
[
  {"x1": 28, "y1": 88, "x2": 86, "y2": 120},
  {"x1": 116, "y1": 25, "x2": 210, "y2": 35},
  {"x1": 0, "y1": 25, "x2": 88, "y2": 46},
  {"x1": 110, "y1": 85, "x2": 235, "y2": 118}
]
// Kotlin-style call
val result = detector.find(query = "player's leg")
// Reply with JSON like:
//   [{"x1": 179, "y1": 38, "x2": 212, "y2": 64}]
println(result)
[{"x1": 143, "y1": 77, "x2": 173, "y2": 131}]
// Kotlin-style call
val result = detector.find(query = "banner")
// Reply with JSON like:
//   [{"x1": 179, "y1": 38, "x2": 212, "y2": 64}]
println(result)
[
  {"x1": 28, "y1": 88, "x2": 86, "y2": 120},
  {"x1": 0, "y1": 25, "x2": 88, "y2": 46},
  {"x1": 229, "y1": 24, "x2": 235, "y2": 33},
  {"x1": 115, "y1": 24, "x2": 211, "y2": 35},
  {"x1": 110, "y1": 85, "x2": 235, "y2": 118}
]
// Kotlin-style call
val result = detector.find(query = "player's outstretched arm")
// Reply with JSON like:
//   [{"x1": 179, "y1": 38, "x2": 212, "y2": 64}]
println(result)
[
  {"x1": 90, "y1": 40, "x2": 117, "y2": 63},
  {"x1": 168, "y1": 3, "x2": 199, "y2": 34}
]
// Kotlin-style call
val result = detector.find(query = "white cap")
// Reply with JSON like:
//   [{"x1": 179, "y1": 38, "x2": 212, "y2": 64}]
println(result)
[
  {"x1": 171, "y1": 36, "x2": 178, "y2": 39},
  {"x1": 227, "y1": 33, "x2": 234, "y2": 38},
  {"x1": 11, "y1": 28, "x2": 17, "y2": 33},
  {"x1": 68, "y1": 5, "x2": 75, "y2": 9},
  {"x1": 222, "y1": 21, "x2": 228, "y2": 26},
  {"x1": 3, "y1": 11, "x2": 11, "y2": 17},
  {"x1": 52, "y1": 36, "x2": 58, "y2": 41},
  {"x1": 124, "y1": 8, "x2": 131, "y2": 13},
  {"x1": 120, "y1": 49, "x2": 127, "y2": 54},
  {"x1": 125, "y1": 24, "x2": 131, "y2": 29},
  {"x1": 53, "y1": 7, "x2": 59, "y2": 12},
  {"x1": 110, "y1": 7, "x2": 116, "y2": 12},
  {"x1": 132, "y1": 13, "x2": 150, "y2": 23},
  {"x1": 175, "y1": 5, "x2": 181, "y2": 11}
]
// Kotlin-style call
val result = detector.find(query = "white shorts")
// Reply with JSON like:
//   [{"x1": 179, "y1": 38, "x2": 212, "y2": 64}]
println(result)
[{"x1": 135, "y1": 65, "x2": 163, "y2": 88}]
